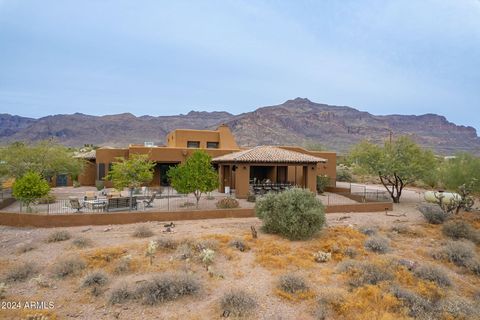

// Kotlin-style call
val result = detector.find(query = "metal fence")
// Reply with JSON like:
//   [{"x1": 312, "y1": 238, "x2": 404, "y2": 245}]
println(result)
[{"x1": 0, "y1": 188, "x2": 12, "y2": 201}]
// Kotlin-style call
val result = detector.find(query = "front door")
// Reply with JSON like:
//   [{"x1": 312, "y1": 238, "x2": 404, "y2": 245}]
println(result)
[{"x1": 56, "y1": 174, "x2": 68, "y2": 187}]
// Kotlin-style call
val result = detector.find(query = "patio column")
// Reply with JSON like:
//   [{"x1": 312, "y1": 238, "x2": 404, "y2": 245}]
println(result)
[{"x1": 235, "y1": 164, "x2": 250, "y2": 199}]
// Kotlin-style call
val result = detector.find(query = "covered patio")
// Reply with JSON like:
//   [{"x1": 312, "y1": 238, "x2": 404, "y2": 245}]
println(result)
[{"x1": 212, "y1": 146, "x2": 327, "y2": 198}]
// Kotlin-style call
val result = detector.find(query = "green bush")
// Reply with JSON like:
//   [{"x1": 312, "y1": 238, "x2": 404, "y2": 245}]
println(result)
[
  {"x1": 13, "y1": 171, "x2": 50, "y2": 208},
  {"x1": 316, "y1": 175, "x2": 330, "y2": 193},
  {"x1": 336, "y1": 165, "x2": 353, "y2": 182},
  {"x1": 255, "y1": 188, "x2": 326, "y2": 240},
  {"x1": 37, "y1": 194, "x2": 56, "y2": 204},
  {"x1": 95, "y1": 181, "x2": 105, "y2": 191},
  {"x1": 442, "y1": 220, "x2": 479, "y2": 244},
  {"x1": 216, "y1": 197, "x2": 239, "y2": 209}
]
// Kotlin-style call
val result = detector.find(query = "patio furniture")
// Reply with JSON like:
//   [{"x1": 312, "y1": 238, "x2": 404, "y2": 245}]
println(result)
[
  {"x1": 142, "y1": 192, "x2": 157, "y2": 208},
  {"x1": 106, "y1": 197, "x2": 137, "y2": 212},
  {"x1": 69, "y1": 197, "x2": 84, "y2": 212},
  {"x1": 84, "y1": 199, "x2": 108, "y2": 211},
  {"x1": 84, "y1": 191, "x2": 96, "y2": 200}
]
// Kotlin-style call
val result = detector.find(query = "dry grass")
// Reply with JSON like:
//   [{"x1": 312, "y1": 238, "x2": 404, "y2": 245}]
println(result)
[
  {"x1": 132, "y1": 225, "x2": 154, "y2": 238},
  {"x1": 46, "y1": 230, "x2": 71, "y2": 243},
  {"x1": 4, "y1": 262, "x2": 38, "y2": 282},
  {"x1": 52, "y1": 257, "x2": 86, "y2": 278}
]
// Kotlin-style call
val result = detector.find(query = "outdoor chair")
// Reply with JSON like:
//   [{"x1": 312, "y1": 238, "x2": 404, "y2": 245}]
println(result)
[
  {"x1": 143, "y1": 192, "x2": 157, "y2": 208},
  {"x1": 69, "y1": 197, "x2": 84, "y2": 212},
  {"x1": 84, "y1": 191, "x2": 96, "y2": 200}
]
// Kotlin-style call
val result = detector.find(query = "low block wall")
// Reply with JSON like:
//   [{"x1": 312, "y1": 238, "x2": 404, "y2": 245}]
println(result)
[
  {"x1": 0, "y1": 201, "x2": 393, "y2": 228},
  {"x1": 0, "y1": 198, "x2": 15, "y2": 210}
]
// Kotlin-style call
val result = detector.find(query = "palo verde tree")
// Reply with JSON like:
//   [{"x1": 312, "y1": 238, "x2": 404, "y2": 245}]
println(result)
[
  {"x1": 107, "y1": 154, "x2": 155, "y2": 208},
  {"x1": 12, "y1": 171, "x2": 50, "y2": 211},
  {"x1": 167, "y1": 150, "x2": 219, "y2": 208},
  {"x1": 349, "y1": 136, "x2": 436, "y2": 203},
  {"x1": 0, "y1": 140, "x2": 84, "y2": 181},
  {"x1": 439, "y1": 152, "x2": 480, "y2": 193}
]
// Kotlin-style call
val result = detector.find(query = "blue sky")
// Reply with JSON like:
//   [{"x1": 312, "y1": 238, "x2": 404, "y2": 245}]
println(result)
[{"x1": 0, "y1": 0, "x2": 479, "y2": 131}]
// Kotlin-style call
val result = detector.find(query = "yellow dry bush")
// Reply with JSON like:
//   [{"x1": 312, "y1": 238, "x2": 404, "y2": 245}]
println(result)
[
  {"x1": 254, "y1": 238, "x2": 315, "y2": 270},
  {"x1": 415, "y1": 280, "x2": 445, "y2": 301},
  {"x1": 275, "y1": 288, "x2": 316, "y2": 302},
  {"x1": 339, "y1": 285, "x2": 406, "y2": 320},
  {"x1": 81, "y1": 247, "x2": 127, "y2": 269},
  {"x1": 201, "y1": 234, "x2": 233, "y2": 245},
  {"x1": 306, "y1": 226, "x2": 367, "y2": 260},
  {"x1": 2, "y1": 308, "x2": 59, "y2": 320},
  {"x1": 394, "y1": 266, "x2": 417, "y2": 287}
]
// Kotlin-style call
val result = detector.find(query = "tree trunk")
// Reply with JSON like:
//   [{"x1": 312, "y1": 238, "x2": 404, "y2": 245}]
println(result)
[
  {"x1": 379, "y1": 172, "x2": 404, "y2": 203},
  {"x1": 129, "y1": 188, "x2": 134, "y2": 211},
  {"x1": 195, "y1": 190, "x2": 200, "y2": 209}
]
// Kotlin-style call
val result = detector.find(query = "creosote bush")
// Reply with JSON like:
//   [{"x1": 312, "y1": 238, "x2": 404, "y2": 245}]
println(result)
[
  {"x1": 5, "y1": 262, "x2": 37, "y2": 283},
  {"x1": 220, "y1": 289, "x2": 257, "y2": 317},
  {"x1": 82, "y1": 270, "x2": 108, "y2": 287},
  {"x1": 278, "y1": 274, "x2": 308, "y2": 294},
  {"x1": 433, "y1": 240, "x2": 476, "y2": 267},
  {"x1": 72, "y1": 237, "x2": 92, "y2": 249},
  {"x1": 109, "y1": 282, "x2": 132, "y2": 305},
  {"x1": 134, "y1": 273, "x2": 200, "y2": 305},
  {"x1": 419, "y1": 204, "x2": 449, "y2": 224},
  {"x1": 364, "y1": 236, "x2": 390, "y2": 254},
  {"x1": 413, "y1": 264, "x2": 452, "y2": 287},
  {"x1": 442, "y1": 220, "x2": 479, "y2": 244},
  {"x1": 132, "y1": 225, "x2": 154, "y2": 238},
  {"x1": 46, "y1": 230, "x2": 71, "y2": 243},
  {"x1": 338, "y1": 260, "x2": 393, "y2": 287},
  {"x1": 255, "y1": 188, "x2": 325, "y2": 240},
  {"x1": 52, "y1": 257, "x2": 86, "y2": 278},
  {"x1": 216, "y1": 197, "x2": 239, "y2": 209}
]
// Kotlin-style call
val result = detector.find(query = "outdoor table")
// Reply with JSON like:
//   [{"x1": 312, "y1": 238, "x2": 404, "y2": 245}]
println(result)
[{"x1": 84, "y1": 199, "x2": 107, "y2": 211}]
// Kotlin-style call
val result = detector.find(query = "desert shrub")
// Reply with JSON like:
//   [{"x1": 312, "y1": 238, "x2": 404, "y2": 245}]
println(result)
[
  {"x1": 134, "y1": 273, "x2": 200, "y2": 305},
  {"x1": 229, "y1": 239, "x2": 247, "y2": 252},
  {"x1": 434, "y1": 240, "x2": 476, "y2": 267},
  {"x1": 0, "y1": 282, "x2": 7, "y2": 299},
  {"x1": 220, "y1": 289, "x2": 257, "y2": 317},
  {"x1": 316, "y1": 175, "x2": 330, "y2": 193},
  {"x1": 419, "y1": 204, "x2": 449, "y2": 224},
  {"x1": 95, "y1": 181, "x2": 104, "y2": 191},
  {"x1": 52, "y1": 257, "x2": 86, "y2": 278},
  {"x1": 199, "y1": 248, "x2": 215, "y2": 266},
  {"x1": 336, "y1": 165, "x2": 353, "y2": 182},
  {"x1": 175, "y1": 243, "x2": 193, "y2": 260},
  {"x1": 364, "y1": 236, "x2": 390, "y2": 254},
  {"x1": 247, "y1": 193, "x2": 256, "y2": 203},
  {"x1": 216, "y1": 197, "x2": 239, "y2": 209},
  {"x1": 255, "y1": 188, "x2": 325, "y2": 240},
  {"x1": 114, "y1": 255, "x2": 133, "y2": 274},
  {"x1": 46, "y1": 230, "x2": 71, "y2": 243},
  {"x1": 338, "y1": 260, "x2": 393, "y2": 287},
  {"x1": 109, "y1": 282, "x2": 132, "y2": 305},
  {"x1": 5, "y1": 262, "x2": 37, "y2": 282},
  {"x1": 466, "y1": 258, "x2": 480, "y2": 276},
  {"x1": 358, "y1": 225, "x2": 378, "y2": 236},
  {"x1": 442, "y1": 220, "x2": 479, "y2": 244},
  {"x1": 82, "y1": 270, "x2": 108, "y2": 287},
  {"x1": 156, "y1": 238, "x2": 177, "y2": 250},
  {"x1": 37, "y1": 194, "x2": 56, "y2": 204},
  {"x1": 344, "y1": 246, "x2": 358, "y2": 258},
  {"x1": 278, "y1": 274, "x2": 308, "y2": 293},
  {"x1": 391, "y1": 224, "x2": 411, "y2": 235},
  {"x1": 390, "y1": 286, "x2": 438, "y2": 319},
  {"x1": 132, "y1": 225, "x2": 154, "y2": 238},
  {"x1": 440, "y1": 295, "x2": 480, "y2": 319},
  {"x1": 17, "y1": 243, "x2": 36, "y2": 254},
  {"x1": 195, "y1": 239, "x2": 219, "y2": 252},
  {"x1": 413, "y1": 264, "x2": 451, "y2": 287},
  {"x1": 72, "y1": 237, "x2": 92, "y2": 249}
]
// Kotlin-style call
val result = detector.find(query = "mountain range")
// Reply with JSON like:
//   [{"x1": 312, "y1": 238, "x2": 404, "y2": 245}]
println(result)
[{"x1": 1, "y1": 98, "x2": 479, "y2": 155}]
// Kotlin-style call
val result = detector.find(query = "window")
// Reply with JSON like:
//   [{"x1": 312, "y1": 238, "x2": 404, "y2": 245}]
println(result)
[
  {"x1": 108, "y1": 163, "x2": 113, "y2": 172},
  {"x1": 98, "y1": 163, "x2": 106, "y2": 180},
  {"x1": 207, "y1": 141, "x2": 219, "y2": 149},
  {"x1": 187, "y1": 141, "x2": 200, "y2": 148}
]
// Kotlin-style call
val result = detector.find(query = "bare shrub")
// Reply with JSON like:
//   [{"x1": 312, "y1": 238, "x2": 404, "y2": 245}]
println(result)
[
  {"x1": 72, "y1": 237, "x2": 92, "y2": 249},
  {"x1": 134, "y1": 273, "x2": 200, "y2": 305},
  {"x1": 132, "y1": 225, "x2": 154, "y2": 238},
  {"x1": 390, "y1": 286, "x2": 438, "y2": 319},
  {"x1": 113, "y1": 256, "x2": 133, "y2": 274},
  {"x1": 229, "y1": 239, "x2": 247, "y2": 252},
  {"x1": 156, "y1": 238, "x2": 177, "y2": 250},
  {"x1": 195, "y1": 239, "x2": 219, "y2": 252},
  {"x1": 413, "y1": 264, "x2": 452, "y2": 287},
  {"x1": 278, "y1": 274, "x2": 308, "y2": 293},
  {"x1": 338, "y1": 260, "x2": 393, "y2": 287},
  {"x1": 5, "y1": 262, "x2": 37, "y2": 282},
  {"x1": 440, "y1": 295, "x2": 480, "y2": 319},
  {"x1": 17, "y1": 243, "x2": 36, "y2": 254},
  {"x1": 52, "y1": 257, "x2": 86, "y2": 278},
  {"x1": 220, "y1": 289, "x2": 257, "y2": 317},
  {"x1": 442, "y1": 220, "x2": 479, "y2": 244},
  {"x1": 364, "y1": 236, "x2": 390, "y2": 254},
  {"x1": 216, "y1": 197, "x2": 240, "y2": 209},
  {"x1": 82, "y1": 270, "x2": 108, "y2": 287},
  {"x1": 358, "y1": 225, "x2": 378, "y2": 236},
  {"x1": 109, "y1": 282, "x2": 132, "y2": 305},
  {"x1": 175, "y1": 243, "x2": 193, "y2": 260},
  {"x1": 46, "y1": 230, "x2": 71, "y2": 243},
  {"x1": 466, "y1": 258, "x2": 480, "y2": 276},
  {"x1": 419, "y1": 204, "x2": 449, "y2": 224},
  {"x1": 434, "y1": 240, "x2": 476, "y2": 267}
]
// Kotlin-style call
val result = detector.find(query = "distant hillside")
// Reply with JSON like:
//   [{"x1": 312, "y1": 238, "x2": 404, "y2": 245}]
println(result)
[{"x1": 1, "y1": 98, "x2": 479, "y2": 155}]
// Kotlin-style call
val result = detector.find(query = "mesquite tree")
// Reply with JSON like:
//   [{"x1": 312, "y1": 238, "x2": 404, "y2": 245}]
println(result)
[{"x1": 349, "y1": 136, "x2": 436, "y2": 203}]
